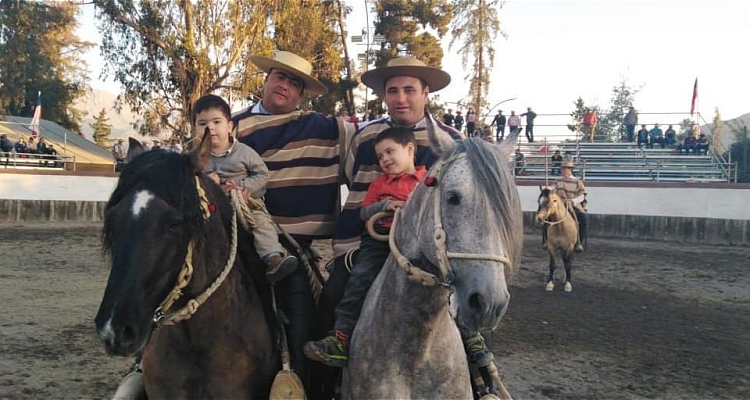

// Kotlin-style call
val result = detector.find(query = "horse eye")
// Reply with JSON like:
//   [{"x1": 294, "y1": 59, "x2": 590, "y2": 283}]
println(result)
[
  {"x1": 166, "y1": 218, "x2": 183, "y2": 232},
  {"x1": 446, "y1": 191, "x2": 461, "y2": 205}
]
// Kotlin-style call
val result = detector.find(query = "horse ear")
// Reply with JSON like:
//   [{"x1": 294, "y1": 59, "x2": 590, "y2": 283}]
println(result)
[
  {"x1": 496, "y1": 134, "x2": 517, "y2": 169},
  {"x1": 539, "y1": 185, "x2": 543, "y2": 191},
  {"x1": 425, "y1": 112, "x2": 455, "y2": 156},
  {"x1": 191, "y1": 127, "x2": 212, "y2": 174},
  {"x1": 126, "y1": 137, "x2": 146, "y2": 161}
]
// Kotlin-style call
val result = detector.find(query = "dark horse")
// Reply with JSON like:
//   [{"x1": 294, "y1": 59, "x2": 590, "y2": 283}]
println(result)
[{"x1": 94, "y1": 136, "x2": 280, "y2": 398}]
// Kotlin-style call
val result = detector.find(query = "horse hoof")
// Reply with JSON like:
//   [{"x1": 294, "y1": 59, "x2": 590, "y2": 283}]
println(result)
[
  {"x1": 564, "y1": 282, "x2": 572, "y2": 292},
  {"x1": 545, "y1": 281, "x2": 554, "y2": 291}
]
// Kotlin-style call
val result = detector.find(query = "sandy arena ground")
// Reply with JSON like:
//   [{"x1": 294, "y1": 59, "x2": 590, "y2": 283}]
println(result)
[{"x1": 0, "y1": 223, "x2": 748, "y2": 399}]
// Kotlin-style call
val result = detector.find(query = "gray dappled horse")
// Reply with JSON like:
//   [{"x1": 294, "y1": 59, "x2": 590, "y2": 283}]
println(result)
[
  {"x1": 94, "y1": 136, "x2": 279, "y2": 398},
  {"x1": 342, "y1": 117, "x2": 523, "y2": 399}
]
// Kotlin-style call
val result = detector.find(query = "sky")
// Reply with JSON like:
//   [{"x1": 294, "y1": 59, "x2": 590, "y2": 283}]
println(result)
[{"x1": 78, "y1": 1, "x2": 750, "y2": 133}]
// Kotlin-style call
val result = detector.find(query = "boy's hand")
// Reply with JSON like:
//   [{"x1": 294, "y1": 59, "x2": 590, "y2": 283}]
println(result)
[
  {"x1": 387, "y1": 200, "x2": 406, "y2": 211},
  {"x1": 207, "y1": 172, "x2": 221, "y2": 186}
]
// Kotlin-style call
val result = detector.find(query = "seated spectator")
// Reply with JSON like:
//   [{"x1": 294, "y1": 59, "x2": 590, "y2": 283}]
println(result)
[
  {"x1": 648, "y1": 124, "x2": 664, "y2": 149},
  {"x1": 636, "y1": 125, "x2": 649, "y2": 148},
  {"x1": 564, "y1": 150, "x2": 574, "y2": 162},
  {"x1": 36, "y1": 139, "x2": 49, "y2": 166},
  {"x1": 45, "y1": 144, "x2": 61, "y2": 168},
  {"x1": 168, "y1": 138, "x2": 183, "y2": 153},
  {"x1": 696, "y1": 133, "x2": 709, "y2": 155},
  {"x1": 0, "y1": 134, "x2": 13, "y2": 153},
  {"x1": 680, "y1": 134, "x2": 697, "y2": 155},
  {"x1": 514, "y1": 148, "x2": 526, "y2": 175},
  {"x1": 14, "y1": 137, "x2": 28, "y2": 158},
  {"x1": 551, "y1": 149, "x2": 563, "y2": 175},
  {"x1": 664, "y1": 125, "x2": 677, "y2": 147},
  {"x1": 27, "y1": 137, "x2": 39, "y2": 155}
]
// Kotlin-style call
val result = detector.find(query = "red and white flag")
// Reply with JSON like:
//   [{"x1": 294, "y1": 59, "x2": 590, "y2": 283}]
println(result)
[
  {"x1": 29, "y1": 91, "x2": 42, "y2": 139},
  {"x1": 690, "y1": 78, "x2": 698, "y2": 116}
]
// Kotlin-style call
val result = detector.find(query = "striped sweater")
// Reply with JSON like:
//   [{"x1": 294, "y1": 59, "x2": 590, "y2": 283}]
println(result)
[{"x1": 234, "y1": 104, "x2": 461, "y2": 257}]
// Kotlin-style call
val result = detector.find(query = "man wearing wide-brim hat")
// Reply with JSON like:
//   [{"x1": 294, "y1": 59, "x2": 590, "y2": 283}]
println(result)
[
  {"x1": 555, "y1": 159, "x2": 589, "y2": 252},
  {"x1": 230, "y1": 52, "x2": 461, "y2": 388},
  {"x1": 304, "y1": 57, "x2": 507, "y2": 396}
]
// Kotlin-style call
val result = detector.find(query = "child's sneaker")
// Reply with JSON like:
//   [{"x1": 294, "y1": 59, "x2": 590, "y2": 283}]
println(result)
[
  {"x1": 303, "y1": 330, "x2": 349, "y2": 368},
  {"x1": 265, "y1": 254, "x2": 298, "y2": 282}
]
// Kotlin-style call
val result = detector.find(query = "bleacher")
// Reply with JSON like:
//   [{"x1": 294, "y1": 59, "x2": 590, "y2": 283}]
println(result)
[{"x1": 514, "y1": 140, "x2": 731, "y2": 183}]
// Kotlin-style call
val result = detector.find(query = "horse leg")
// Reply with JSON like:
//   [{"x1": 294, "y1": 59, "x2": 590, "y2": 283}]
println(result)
[
  {"x1": 562, "y1": 251, "x2": 573, "y2": 293},
  {"x1": 545, "y1": 252, "x2": 556, "y2": 291}
]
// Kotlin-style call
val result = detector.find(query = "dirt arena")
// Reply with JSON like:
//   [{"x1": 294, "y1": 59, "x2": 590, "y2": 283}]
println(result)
[{"x1": 0, "y1": 223, "x2": 748, "y2": 399}]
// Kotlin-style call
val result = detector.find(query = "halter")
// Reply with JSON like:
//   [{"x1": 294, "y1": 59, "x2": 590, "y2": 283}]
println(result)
[
  {"x1": 152, "y1": 176, "x2": 239, "y2": 326},
  {"x1": 539, "y1": 191, "x2": 570, "y2": 226},
  {"x1": 387, "y1": 152, "x2": 511, "y2": 288}
]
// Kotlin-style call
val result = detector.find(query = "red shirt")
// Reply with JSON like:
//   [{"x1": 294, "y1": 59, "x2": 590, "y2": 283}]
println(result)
[
  {"x1": 363, "y1": 165, "x2": 427, "y2": 227},
  {"x1": 583, "y1": 111, "x2": 598, "y2": 125}
]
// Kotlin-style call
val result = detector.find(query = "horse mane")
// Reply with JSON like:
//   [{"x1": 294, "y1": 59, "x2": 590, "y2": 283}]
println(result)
[
  {"x1": 452, "y1": 138, "x2": 524, "y2": 275},
  {"x1": 101, "y1": 149, "x2": 232, "y2": 254}
]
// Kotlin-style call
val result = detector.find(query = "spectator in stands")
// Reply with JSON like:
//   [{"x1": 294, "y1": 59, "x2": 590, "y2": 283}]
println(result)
[
  {"x1": 491, "y1": 110, "x2": 506, "y2": 142},
  {"x1": 507, "y1": 111, "x2": 521, "y2": 136},
  {"x1": 466, "y1": 109, "x2": 477, "y2": 137},
  {"x1": 696, "y1": 133, "x2": 709, "y2": 155},
  {"x1": 564, "y1": 150, "x2": 574, "y2": 162},
  {"x1": 46, "y1": 144, "x2": 61, "y2": 168},
  {"x1": 168, "y1": 138, "x2": 183, "y2": 153},
  {"x1": 442, "y1": 109, "x2": 455, "y2": 126},
  {"x1": 152, "y1": 139, "x2": 162, "y2": 150},
  {"x1": 680, "y1": 134, "x2": 697, "y2": 154},
  {"x1": 648, "y1": 124, "x2": 664, "y2": 149},
  {"x1": 367, "y1": 109, "x2": 376, "y2": 121},
  {"x1": 454, "y1": 110, "x2": 464, "y2": 132},
  {"x1": 14, "y1": 137, "x2": 28, "y2": 157},
  {"x1": 623, "y1": 106, "x2": 638, "y2": 142},
  {"x1": 514, "y1": 148, "x2": 526, "y2": 175},
  {"x1": 27, "y1": 137, "x2": 38, "y2": 155},
  {"x1": 0, "y1": 134, "x2": 13, "y2": 153},
  {"x1": 637, "y1": 125, "x2": 650, "y2": 148},
  {"x1": 521, "y1": 107, "x2": 537, "y2": 142},
  {"x1": 664, "y1": 125, "x2": 677, "y2": 148},
  {"x1": 582, "y1": 108, "x2": 598, "y2": 142},
  {"x1": 112, "y1": 138, "x2": 126, "y2": 171},
  {"x1": 550, "y1": 149, "x2": 563, "y2": 175},
  {"x1": 36, "y1": 139, "x2": 49, "y2": 166}
]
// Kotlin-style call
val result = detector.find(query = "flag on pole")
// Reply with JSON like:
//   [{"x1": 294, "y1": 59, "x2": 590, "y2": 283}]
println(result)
[
  {"x1": 29, "y1": 91, "x2": 42, "y2": 139},
  {"x1": 690, "y1": 78, "x2": 698, "y2": 116}
]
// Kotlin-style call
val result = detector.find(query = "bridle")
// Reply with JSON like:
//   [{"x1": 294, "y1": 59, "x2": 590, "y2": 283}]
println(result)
[
  {"x1": 539, "y1": 191, "x2": 570, "y2": 226},
  {"x1": 152, "y1": 176, "x2": 239, "y2": 326},
  {"x1": 385, "y1": 151, "x2": 511, "y2": 288}
]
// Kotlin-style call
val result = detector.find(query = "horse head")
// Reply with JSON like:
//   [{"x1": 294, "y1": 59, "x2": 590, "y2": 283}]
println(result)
[
  {"x1": 396, "y1": 115, "x2": 523, "y2": 332},
  {"x1": 94, "y1": 131, "x2": 228, "y2": 356},
  {"x1": 537, "y1": 186, "x2": 564, "y2": 224}
]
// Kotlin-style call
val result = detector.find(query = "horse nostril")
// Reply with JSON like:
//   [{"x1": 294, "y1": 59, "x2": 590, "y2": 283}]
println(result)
[
  {"x1": 120, "y1": 324, "x2": 137, "y2": 347},
  {"x1": 468, "y1": 292, "x2": 485, "y2": 313}
]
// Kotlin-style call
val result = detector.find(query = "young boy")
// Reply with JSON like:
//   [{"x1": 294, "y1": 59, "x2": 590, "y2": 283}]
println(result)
[
  {"x1": 192, "y1": 94, "x2": 298, "y2": 282},
  {"x1": 303, "y1": 127, "x2": 426, "y2": 367}
]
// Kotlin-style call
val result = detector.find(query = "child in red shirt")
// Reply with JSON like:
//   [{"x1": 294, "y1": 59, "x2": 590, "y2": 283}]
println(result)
[{"x1": 304, "y1": 127, "x2": 425, "y2": 367}]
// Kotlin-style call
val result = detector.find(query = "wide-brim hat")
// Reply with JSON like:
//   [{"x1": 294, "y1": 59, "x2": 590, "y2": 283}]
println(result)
[
  {"x1": 249, "y1": 51, "x2": 328, "y2": 96},
  {"x1": 360, "y1": 57, "x2": 451, "y2": 94},
  {"x1": 561, "y1": 161, "x2": 575, "y2": 169}
]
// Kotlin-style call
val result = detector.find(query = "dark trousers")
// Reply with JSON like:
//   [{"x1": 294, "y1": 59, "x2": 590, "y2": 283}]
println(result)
[
  {"x1": 576, "y1": 211, "x2": 588, "y2": 244},
  {"x1": 333, "y1": 235, "x2": 390, "y2": 335},
  {"x1": 467, "y1": 122, "x2": 476, "y2": 137},
  {"x1": 626, "y1": 125, "x2": 635, "y2": 142},
  {"x1": 525, "y1": 125, "x2": 534, "y2": 142},
  {"x1": 495, "y1": 125, "x2": 505, "y2": 141}
]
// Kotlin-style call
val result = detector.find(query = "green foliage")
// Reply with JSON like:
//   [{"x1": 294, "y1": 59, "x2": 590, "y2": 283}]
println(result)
[
  {"x1": 727, "y1": 125, "x2": 750, "y2": 183},
  {"x1": 450, "y1": 0, "x2": 505, "y2": 116},
  {"x1": 0, "y1": 0, "x2": 92, "y2": 132},
  {"x1": 90, "y1": 108, "x2": 113, "y2": 148},
  {"x1": 568, "y1": 78, "x2": 641, "y2": 142}
]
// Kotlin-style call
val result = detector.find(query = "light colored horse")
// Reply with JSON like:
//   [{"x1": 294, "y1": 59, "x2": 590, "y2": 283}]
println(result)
[
  {"x1": 341, "y1": 117, "x2": 523, "y2": 399},
  {"x1": 537, "y1": 187, "x2": 578, "y2": 292}
]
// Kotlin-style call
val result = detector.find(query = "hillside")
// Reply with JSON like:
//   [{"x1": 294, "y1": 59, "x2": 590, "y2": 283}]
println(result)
[
  {"x1": 701, "y1": 112, "x2": 750, "y2": 152},
  {"x1": 74, "y1": 89, "x2": 139, "y2": 141}
]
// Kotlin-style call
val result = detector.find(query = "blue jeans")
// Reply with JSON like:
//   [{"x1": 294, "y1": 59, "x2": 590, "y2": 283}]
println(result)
[{"x1": 333, "y1": 235, "x2": 390, "y2": 335}]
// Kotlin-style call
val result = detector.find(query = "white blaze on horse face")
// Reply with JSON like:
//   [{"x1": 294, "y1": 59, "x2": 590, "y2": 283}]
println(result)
[
  {"x1": 449, "y1": 291, "x2": 458, "y2": 319},
  {"x1": 131, "y1": 190, "x2": 155, "y2": 219}
]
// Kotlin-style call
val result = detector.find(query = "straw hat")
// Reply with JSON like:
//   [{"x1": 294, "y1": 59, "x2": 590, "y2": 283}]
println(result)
[
  {"x1": 360, "y1": 57, "x2": 451, "y2": 94},
  {"x1": 561, "y1": 161, "x2": 576, "y2": 169},
  {"x1": 249, "y1": 51, "x2": 328, "y2": 95}
]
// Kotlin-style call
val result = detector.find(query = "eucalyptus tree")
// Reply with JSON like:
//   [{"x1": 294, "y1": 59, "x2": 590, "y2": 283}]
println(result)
[
  {"x1": 0, "y1": 0, "x2": 91, "y2": 132},
  {"x1": 94, "y1": 0, "x2": 347, "y2": 140},
  {"x1": 450, "y1": 0, "x2": 506, "y2": 117}
]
